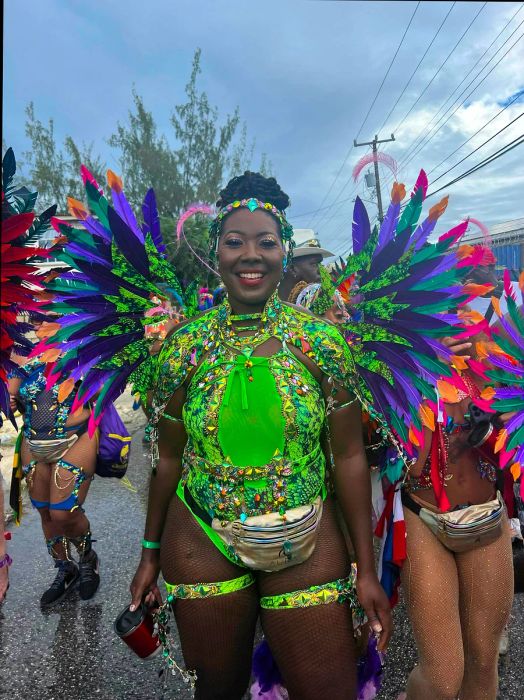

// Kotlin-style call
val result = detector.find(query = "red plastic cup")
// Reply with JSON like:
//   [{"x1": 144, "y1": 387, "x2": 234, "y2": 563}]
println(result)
[
  {"x1": 469, "y1": 422, "x2": 499, "y2": 467},
  {"x1": 114, "y1": 603, "x2": 161, "y2": 660}
]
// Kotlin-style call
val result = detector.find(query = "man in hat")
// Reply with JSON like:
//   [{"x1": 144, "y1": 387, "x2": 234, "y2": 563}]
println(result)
[{"x1": 278, "y1": 229, "x2": 335, "y2": 302}]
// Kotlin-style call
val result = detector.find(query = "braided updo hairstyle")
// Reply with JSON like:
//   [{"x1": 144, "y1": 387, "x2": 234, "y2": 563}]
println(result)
[{"x1": 216, "y1": 171, "x2": 290, "y2": 211}]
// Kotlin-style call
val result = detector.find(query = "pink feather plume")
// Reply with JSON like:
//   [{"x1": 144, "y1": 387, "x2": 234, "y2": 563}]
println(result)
[
  {"x1": 176, "y1": 203, "x2": 219, "y2": 277},
  {"x1": 176, "y1": 203, "x2": 215, "y2": 240},
  {"x1": 353, "y1": 152, "x2": 398, "y2": 182},
  {"x1": 464, "y1": 217, "x2": 490, "y2": 244}
]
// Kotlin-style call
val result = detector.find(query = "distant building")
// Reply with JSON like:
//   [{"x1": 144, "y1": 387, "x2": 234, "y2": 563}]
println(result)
[{"x1": 463, "y1": 217, "x2": 524, "y2": 279}]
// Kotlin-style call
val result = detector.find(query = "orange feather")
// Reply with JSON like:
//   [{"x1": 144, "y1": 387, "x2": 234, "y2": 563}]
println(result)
[
  {"x1": 419, "y1": 404, "x2": 435, "y2": 431},
  {"x1": 67, "y1": 197, "x2": 88, "y2": 220},
  {"x1": 107, "y1": 169, "x2": 123, "y2": 193},
  {"x1": 57, "y1": 377, "x2": 75, "y2": 403}
]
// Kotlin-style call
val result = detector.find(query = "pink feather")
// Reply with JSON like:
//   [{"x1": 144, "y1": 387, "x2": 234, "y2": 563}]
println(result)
[
  {"x1": 176, "y1": 203, "x2": 219, "y2": 277},
  {"x1": 352, "y1": 152, "x2": 398, "y2": 182},
  {"x1": 176, "y1": 203, "x2": 215, "y2": 240},
  {"x1": 411, "y1": 170, "x2": 428, "y2": 200},
  {"x1": 464, "y1": 217, "x2": 490, "y2": 244},
  {"x1": 504, "y1": 269, "x2": 516, "y2": 300},
  {"x1": 80, "y1": 165, "x2": 104, "y2": 195},
  {"x1": 439, "y1": 220, "x2": 468, "y2": 247}
]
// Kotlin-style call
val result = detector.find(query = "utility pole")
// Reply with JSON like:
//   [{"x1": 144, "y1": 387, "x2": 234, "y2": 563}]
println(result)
[{"x1": 354, "y1": 133, "x2": 395, "y2": 223}]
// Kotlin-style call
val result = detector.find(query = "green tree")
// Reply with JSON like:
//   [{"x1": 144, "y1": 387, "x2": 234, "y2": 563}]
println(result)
[
  {"x1": 108, "y1": 90, "x2": 181, "y2": 215},
  {"x1": 23, "y1": 102, "x2": 106, "y2": 210},
  {"x1": 20, "y1": 48, "x2": 270, "y2": 284}
]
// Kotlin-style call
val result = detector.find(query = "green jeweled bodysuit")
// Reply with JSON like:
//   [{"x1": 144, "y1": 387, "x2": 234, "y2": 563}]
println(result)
[{"x1": 151, "y1": 294, "x2": 358, "y2": 551}]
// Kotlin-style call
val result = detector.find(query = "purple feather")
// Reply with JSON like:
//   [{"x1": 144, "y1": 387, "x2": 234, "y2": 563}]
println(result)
[
  {"x1": 506, "y1": 410, "x2": 524, "y2": 434},
  {"x1": 94, "y1": 362, "x2": 139, "y2": 417},
  {"x1": 352, "y1": 197, "x2": 371, "y2": 255},
  {"x1": 376, "y1": 200, "x2": 400, "y2": 254},
  {"x1": 411, "y1": 215, "x2": 438, "y2": 252},
  {"x1": 82, "y1": 215, "x2": 112, "y2": 243},
  {"x1": 357, "y1": 636, "x2": 383, "y2": 700},
  {"x1": 251, "y1": 639, "x2": 284, "y2": 694},
  {"x1": 492, "y1": 388, "x2": 524, "y2": 398},
  {"x1": 493, "y1": 319, "x2": 524, "y2": 355},
  {"x1": 110, "y1": 186, "x2": 144, "y2": 244},
  {"x1": 142, "y1": 188, "x2": 165, "y2": 254},
  {"x1": 66, "y1": 242, "x2": 111, "y2": 268},
  {"x1": 107, "y1": 207, "x2": 150, "y2": 279},
  {"x1": 489, "y1": 354, "x2": 524, "y2": 376}
]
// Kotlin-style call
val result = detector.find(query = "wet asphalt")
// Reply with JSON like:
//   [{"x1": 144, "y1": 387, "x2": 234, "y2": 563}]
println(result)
[{"x1": 1, "y1": 427, "x2": 523, "y2": 700}]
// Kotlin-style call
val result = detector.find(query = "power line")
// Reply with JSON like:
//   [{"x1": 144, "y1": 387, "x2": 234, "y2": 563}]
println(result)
[
  {"x1": 331, "y1": 137, "x2": 522, "y2": 259},
  {"x1": 428, "y1": 110, "x2": 524, "y2": 185},
  {"x1": 307, "y1": 2, "x2": 420, "y2": 228},
  {"x1": 376, "y1": 1, "x2": 461, "y2": 136},
  {"x1": 394, "y1": 27, "x2": 524, "y2": 176},
  {"x1": 354, "y1": 1, "x2": 421, "y2": 142},
  {"x1": 426, "y1": 92, "x2": 524, "y2": 177},
  {"x1": 425, "y1": 135, "x2": 524, "y2": 198},
  {"x1": 382, "y1": 10, "x2": 524, "y2": 186},
  {"x1": 318, "y1": 9, "x2": 523, "y2": 234},
  {"x1": 381, "y1": 1, "x2": 489, "y2": 137}
]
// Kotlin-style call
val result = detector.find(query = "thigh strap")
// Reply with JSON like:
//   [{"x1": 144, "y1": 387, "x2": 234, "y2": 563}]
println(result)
[
  {"x1": 260, "y1": 567, "x2": 361, "y2": 612},
  {"x1": 164, "y1": 572, "x2": 255, "y2": 602}
]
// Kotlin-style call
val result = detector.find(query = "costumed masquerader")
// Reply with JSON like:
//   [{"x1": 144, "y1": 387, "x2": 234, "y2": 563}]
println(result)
[
  {"x1": 482, "y1": 272, "x2": 524, "y2": 598},
  {"x1": 2, "y1": 149, "x2": 103, "y2": 606},
  {"x1": 130, "y1": 172, "x2": 390, "y2": 699},
  {"x1": 37, "y1": 166, "x2": 469, "y2": 699},
  {"x1": 396, "y1": 278, "x2": 516, "y2": 700},
  {"x1": 278, "y1": 230, "x2": 334, "y2": 303},
  {"x1": 0, "y1": 474, "x2": 9, "y2": 605}
]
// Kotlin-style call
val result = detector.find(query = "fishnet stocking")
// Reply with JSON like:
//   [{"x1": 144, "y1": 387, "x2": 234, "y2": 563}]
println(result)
[
  {"x1": 21, "y1": 432, "x2": 97, "y2": 556},
  {"x1": 258, "y1": 497, "x2": 357, "y2": 700},
  {"x1": 401, "y1": 507, "x2": 513, "y2": 700},
  {"x1": 161, "y1": 494, "x2": 259, "y2": 700}
]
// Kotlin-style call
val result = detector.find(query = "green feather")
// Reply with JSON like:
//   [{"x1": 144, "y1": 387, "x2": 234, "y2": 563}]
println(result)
[
  {"x1": 507, "y1": 422, "x2": 524, "y2": 451},
  {"x1": 396, "y1": 188, "x2": 423, "y2": 235},
  {"x1": 410, "y1": 351, "x2": 452, "y2": 378},
  {"x1": 506, "y1": 296, "x2": 524, "y2": 337},
  {"x1": 85, "y1": 180, "x2": 109, "y2": 227}
]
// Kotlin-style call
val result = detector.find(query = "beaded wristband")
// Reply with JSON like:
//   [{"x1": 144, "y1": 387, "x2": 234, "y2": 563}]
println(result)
[
  {"x1": 141, "y1": 539, "x2": 161, "y2": 549},
  {"x1": 0, "y1": 553, "x2": 12, "y2": 569}
]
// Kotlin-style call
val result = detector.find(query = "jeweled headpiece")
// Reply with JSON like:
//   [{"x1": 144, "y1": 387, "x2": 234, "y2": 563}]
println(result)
[{"x1": 209, "y1": 197, "x2": 294, "y2": 257}]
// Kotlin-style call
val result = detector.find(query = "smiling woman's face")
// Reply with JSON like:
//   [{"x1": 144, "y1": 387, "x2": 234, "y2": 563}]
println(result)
[{"x1": 217, "y1": 208, "x2": 285, "y2": 313}]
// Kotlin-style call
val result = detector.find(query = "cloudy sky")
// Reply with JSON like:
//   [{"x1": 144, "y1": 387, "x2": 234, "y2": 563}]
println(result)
[{"x1": 4, "y1": 0, "x2": 524, "y2": 257}]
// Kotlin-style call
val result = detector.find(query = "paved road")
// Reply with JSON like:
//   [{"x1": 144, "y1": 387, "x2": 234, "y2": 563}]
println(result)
[{"x1": 1, "y1": 428, "x2": 523, "y2": 699}]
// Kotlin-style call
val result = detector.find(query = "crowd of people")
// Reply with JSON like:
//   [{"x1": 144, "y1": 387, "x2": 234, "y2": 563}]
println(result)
[{"x1": 1, "y1": 154, "x2": 523, "y2": 700}]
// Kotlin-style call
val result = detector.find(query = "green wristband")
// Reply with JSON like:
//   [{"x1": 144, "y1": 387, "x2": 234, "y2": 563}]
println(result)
[{"x1": 141, "y1": 539, "x2": 161, "y2": 549}]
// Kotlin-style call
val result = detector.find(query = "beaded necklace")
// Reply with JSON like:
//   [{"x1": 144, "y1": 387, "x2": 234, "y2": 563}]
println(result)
[{"x1": 217, "y1": 292, "x2": 282, "y2": 352}]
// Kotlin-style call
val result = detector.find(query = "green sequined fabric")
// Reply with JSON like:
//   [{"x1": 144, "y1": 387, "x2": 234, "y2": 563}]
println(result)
[{"x1": 151, "y1": 294, "x2": 359, "y2": 522}]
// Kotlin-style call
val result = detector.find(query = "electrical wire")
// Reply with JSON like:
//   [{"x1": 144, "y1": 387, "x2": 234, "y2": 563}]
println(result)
[
  {"x1": 426, "y1": 92, "x2": 524, "y2": 176},
  {"x1": 376, "y1": 1, "x2": 463, "y2": 136},
  {"x1": 393, "y1": 27, "x2": 524, "y2": 176},
  {"x1": 354, "y1": 1, "x2": 421, "y2": 142},
  {"x1": 429, "y1": 110, "x2": 524, "y2": 185},
  {"x1": 319, "y1": 8, "x2": 524, "y2": 234},
  {"x1": 381, "y1": 9, "x2": 524, "y2": 188},
  {"x1": 387, "y1": 1, "x2": 493, "y2": 137},
  {"x1": 425, "y1": 135, "x2": 524, "y2": 198},
  {"x1": 306, "y1": 2, "x2": 420, "y2": 228}
]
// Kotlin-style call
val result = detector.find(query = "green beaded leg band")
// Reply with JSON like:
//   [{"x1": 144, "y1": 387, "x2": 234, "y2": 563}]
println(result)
[
  {"x1": 165, "y1": 572, "x2": 255, "y2": 601},
  {"x1": 154, "y1": 572, "x2": 255, "y2": 689},
  {"x1": 260, "y1": 569, "x2": 362, "y2": 612}
]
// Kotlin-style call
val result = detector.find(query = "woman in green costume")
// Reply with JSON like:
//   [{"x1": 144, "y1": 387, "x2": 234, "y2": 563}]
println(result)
[{"x1": 129, "y1": 172, "x2": 391, "y2": 699}]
